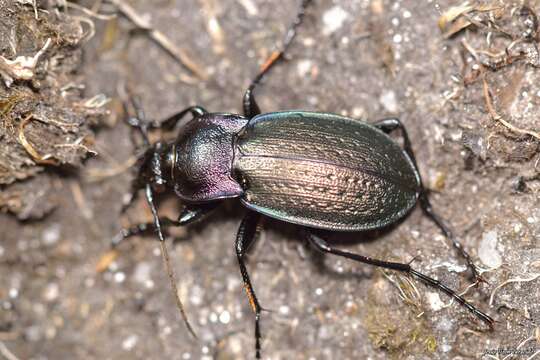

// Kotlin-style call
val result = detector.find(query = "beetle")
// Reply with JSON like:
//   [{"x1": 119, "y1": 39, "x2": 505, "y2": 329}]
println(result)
[{"x1": 114, "y1": 0, "x2": 493, "y2": 357}]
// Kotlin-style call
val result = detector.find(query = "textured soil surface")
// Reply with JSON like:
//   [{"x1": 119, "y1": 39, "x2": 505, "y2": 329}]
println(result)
[{"x1": 1, "y1": 1, "x2": 539, "y2": 359}]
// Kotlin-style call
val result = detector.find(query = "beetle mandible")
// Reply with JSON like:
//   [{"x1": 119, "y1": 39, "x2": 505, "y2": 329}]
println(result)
[{"x1": 114, "y1": 0, "x2": 494, "y2": 358}]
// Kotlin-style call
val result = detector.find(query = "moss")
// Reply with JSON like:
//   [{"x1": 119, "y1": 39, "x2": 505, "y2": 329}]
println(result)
[
  {"x1": 425, "y1": 336, "x2": 437, "y2": 353},
  {"x1": 363, "y1": 274, "x2": 439, "y2": 359}
]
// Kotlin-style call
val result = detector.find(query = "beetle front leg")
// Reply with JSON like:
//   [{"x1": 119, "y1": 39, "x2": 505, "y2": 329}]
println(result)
[
  {"x1": 373, "y1": 118, "x2": 483, "y2": 283},
  {"x1": 112, "y1": 203, "x2": 218, "y2": 248},
  {"x1": 235, "y1": 211, "x2": 264, "y2": 359},
  {"x1": 160, "y1": 105, "x2": 207, "y2": 130},
  {"x1": 306, "y1": 232, "x2": 494, "y2": 327},
  {"x1": 243, "y1": 0, "x2": 313, "y2": 118}
]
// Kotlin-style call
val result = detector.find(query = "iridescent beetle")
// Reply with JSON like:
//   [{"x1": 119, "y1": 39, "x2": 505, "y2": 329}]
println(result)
[{"x1": 114, "y1": 1, "x2": 493, "y2": 358}]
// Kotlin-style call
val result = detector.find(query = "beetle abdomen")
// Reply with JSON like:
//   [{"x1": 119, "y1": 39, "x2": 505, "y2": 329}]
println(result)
[{"x1": 234, "y1": 111, "x2": 420, "y2": 231}]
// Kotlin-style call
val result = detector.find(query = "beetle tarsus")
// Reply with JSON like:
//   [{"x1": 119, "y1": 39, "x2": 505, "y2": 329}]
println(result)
[
  {"x1": 178, "y1": 203, "x2": 218, "y2": 225},
  {"x1": 306, "y1": 232, "x2": 494, "y2": 326},
  {"x1": 111, "y1": 217, "x2": 181, "y2": 248},
  {"x1": 419, "y1": 194, "x2": 486, "y2": 284}
]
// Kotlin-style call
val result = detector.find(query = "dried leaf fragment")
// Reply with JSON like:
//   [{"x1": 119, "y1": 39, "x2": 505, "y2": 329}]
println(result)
[
  {"x1": 0, "y1": 38, "x2": 51, "y2": 87},
  {"x1": 438, "y1": 2, "x2": 474, "y2": 37}
]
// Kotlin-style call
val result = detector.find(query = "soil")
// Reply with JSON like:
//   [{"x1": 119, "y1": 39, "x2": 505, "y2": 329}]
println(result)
[{"x1": 1, "y1": 1, "x2": 539, "y2": 359}]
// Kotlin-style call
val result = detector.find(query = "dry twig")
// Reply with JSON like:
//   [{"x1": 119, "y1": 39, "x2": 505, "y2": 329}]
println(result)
[
  {"x1": 65, "y1": 1, "x2": 116, "y2": 20},
  {"x1": 489, "y1": 272, "x2": 540, "y2": 305},
  {"x1": 108, "y1": 0, "x2": 207, "y2": 80},
  {"x1": 482, "y1": 76, "x2": 540, "y2": 141},
  {"x1": 0, "y1": 341, "x2": 20, "y2": 360}
]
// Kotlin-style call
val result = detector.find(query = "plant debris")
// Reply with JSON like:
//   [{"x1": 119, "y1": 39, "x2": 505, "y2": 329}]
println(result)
[
  {"x1": 0, "y1": 38, "x2": 50, "y2": 87},
  {"x1": 440, "y1": 1, "x2": 540, "y2": 146},
  {"x1": 0, "y1": 1, "x2": 107, "y2": 217}
]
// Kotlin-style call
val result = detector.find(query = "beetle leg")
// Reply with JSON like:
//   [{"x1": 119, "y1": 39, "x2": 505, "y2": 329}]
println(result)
[
  {"x1": 243, "y1": 0, "x2": 312, "y2": 118},
  {"x1": 373, "y1": 118, "x2": 484, "y2": 284},
  {"x1": 306, "y1": 232, "x2": 494, "y2": 327},
  {"x1": 419, "y1": 194, "x2": 486, "y2": 279},
  {"x1": 372, "y1": 118, "x2": 415, "y2": 163},
  {"x1": 160, "y1": 106, "x2": 208, "y2": 130},
  {"x1": 112, "y1": 203, "x2": 218, "y2": 248},
  {"x1": 112, "y1": 216, "x2": 177, "y2": 247},
  {"x1": 235, "y1": 212, "x2": 263, "y2": 359},
  {"x1": 125, "y1": 96, "x2": 206, "y2": 137}
]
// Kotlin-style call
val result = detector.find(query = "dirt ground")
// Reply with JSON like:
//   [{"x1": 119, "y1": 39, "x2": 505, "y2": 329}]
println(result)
[{"x1": 1, "y1": 1, "x2": 539, "y2": 359}]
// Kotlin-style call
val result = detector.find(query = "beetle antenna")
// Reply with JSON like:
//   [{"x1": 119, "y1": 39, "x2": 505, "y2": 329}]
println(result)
[{"x1": 145, "y1": 184, "x2": 198, "y2": 339}]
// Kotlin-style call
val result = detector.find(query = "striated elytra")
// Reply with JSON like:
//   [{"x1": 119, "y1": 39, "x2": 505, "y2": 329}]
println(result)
[
  {"x1": 235, "y1": 111, "x2": 419, "y2": 231},
  {"x1": 114, "y1": 1, "x2": 494, "y2": 358}
]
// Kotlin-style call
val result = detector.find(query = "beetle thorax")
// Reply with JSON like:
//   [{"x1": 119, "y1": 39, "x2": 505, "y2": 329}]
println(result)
[{"x1": 171, "y1": 114, "x2": 248, "y2": 202}]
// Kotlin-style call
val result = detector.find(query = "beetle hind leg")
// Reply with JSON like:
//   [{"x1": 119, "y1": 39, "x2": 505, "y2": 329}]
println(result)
[
  {"x1": 235, "y1": 212, "x2": 264, "y2": 359},
  {"x1": 306, "y1": 232, "x2": 494, "y2": 327},
  {"x1": 373, "y1": 118, "x2": 484, "y2": 284}
]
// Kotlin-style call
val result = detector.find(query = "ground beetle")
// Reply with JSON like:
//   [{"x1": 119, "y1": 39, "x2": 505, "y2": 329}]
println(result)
[{"x1": 114, "y1": 0, "x2": 494, "y2": 357}]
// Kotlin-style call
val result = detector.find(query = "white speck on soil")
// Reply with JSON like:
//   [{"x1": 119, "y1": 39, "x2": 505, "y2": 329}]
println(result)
[
  {"x1": 219, "y1": 310, "x2": 231, "y2": 324},
  {"x1": 478, "y1": 230, "x2": 502, "y2": 268},
  {"x1": 122, "y1": 334, "x2": 138, "y2": 351},
  {"x1": 43, "y1": 283, "x2": 59, "y2": 302},
  {"x1": 379, "y1": 90, "x2": 399, "y2": 113},
  {"x1": 297, "y1": 59, "x2": 313, "y2": 77},
  {"x1": 134, "y1": 262, "x2": 152, "y2": 285},
  {"x1": 432, "y1": 261, "x2": 467, "y2": 274},
  {"x1": 441, "y1": 343, "x2": 452, "y2": 352},
  {"x1": 426, "y1": 291, "x2": 445, "y2": 311},
  {"x1": 42, "y1": 223, "x2": 61, "y2": 245},
  {"x1": 25, "y1": 325, "x2": 42, "y2": 342},
  {"x1": 8, "y1": 288, "x2": 18, "y2": 299},
  {"x1": 114, "y1": 272, "x2": 126, "y2": 283},
  {"x1": 322, "y1": 6, "x2": 348, "y2": 35}
]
